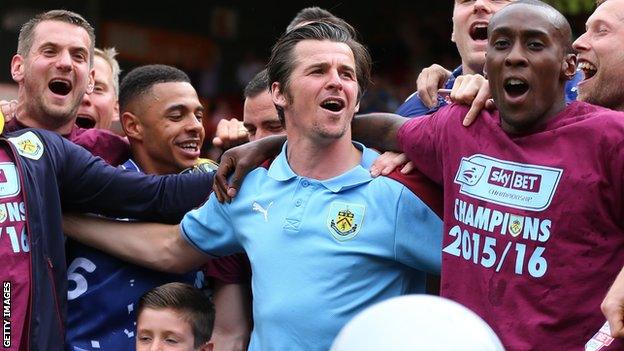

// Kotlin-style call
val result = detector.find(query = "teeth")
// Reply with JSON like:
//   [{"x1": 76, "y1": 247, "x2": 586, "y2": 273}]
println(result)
[
  {"x1": 179, "y1": 142, "x2": 198, "y2": 149},
  {"x1": 506, "y1": 79, "x2": 525, "y2": 85},
  {"x1": 578, "y1": 61, "x2": 597, "y2": 72}
]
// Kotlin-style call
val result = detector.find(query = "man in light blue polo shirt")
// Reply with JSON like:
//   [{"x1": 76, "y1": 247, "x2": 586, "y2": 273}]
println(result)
[{"x1": 63, "y1": 22, "x2": 442, "y2": 351}]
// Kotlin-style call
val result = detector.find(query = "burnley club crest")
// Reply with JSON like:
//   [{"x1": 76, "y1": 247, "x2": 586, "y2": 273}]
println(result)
[{"x1": 326, "y1": 201, "x2": 365, "y2": 242}]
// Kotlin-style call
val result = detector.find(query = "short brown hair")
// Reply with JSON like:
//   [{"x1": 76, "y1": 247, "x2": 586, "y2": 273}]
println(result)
[
  {"x1": 137, "y1": 283, "x2": 215, "y2": 348},
  {"x1": 18, "y1": 10, "x2": 95, "y2": 66},
  {"x1": 95, "y1": 47, "x2": 121, "y2": 96},
  {"x1": 267, "y1": 21, "x2": 371, "y2": 124}
]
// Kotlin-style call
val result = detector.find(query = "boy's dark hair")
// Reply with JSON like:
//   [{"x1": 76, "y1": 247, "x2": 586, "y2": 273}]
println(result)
[
  {"x1": 119, "y1": 64, "x2": 191, "y2": 112},
  {"x1": 268, "y1": 21, "x2": 371, "y2": 124},
  {"x1": 244, "y1": 69, "x2": 269, "y2": 99},
  {"x1": 138, "y1": 282, "x2": 215, "y2": 348}
]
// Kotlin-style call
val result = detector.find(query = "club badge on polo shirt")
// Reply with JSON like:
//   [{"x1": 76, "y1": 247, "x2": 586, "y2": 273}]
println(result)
[
  {"x1": 8, "y1": 131, "x2": 44, "y2": 160},
  {"x1": 326, "y1": 201, "x2": 365, "y2": 242}
]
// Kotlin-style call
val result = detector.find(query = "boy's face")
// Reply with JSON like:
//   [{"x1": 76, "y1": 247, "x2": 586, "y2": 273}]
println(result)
[{"x1": 137, "y1": 307, "x2": 207, "y2": 351}]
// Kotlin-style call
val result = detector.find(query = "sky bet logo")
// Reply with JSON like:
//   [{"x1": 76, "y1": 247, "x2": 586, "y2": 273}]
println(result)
[
  {"x1": 488, "y1": 167, "x2": 542, "y2": 193},
  {"x1": 454, "y1": 155, "x2": 562, "y2": 211}
]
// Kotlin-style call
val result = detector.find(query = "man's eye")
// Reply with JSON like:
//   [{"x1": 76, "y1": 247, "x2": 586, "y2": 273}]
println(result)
[
  {"x1": 493, "y1": 40, "x2": 509, "y2": 49},
  {"x1": 527, "y1": 42, "x2": 544, "y2": 50},
  {"x1": 341, "y1": 72, "x2": 355, "y2": 80}
]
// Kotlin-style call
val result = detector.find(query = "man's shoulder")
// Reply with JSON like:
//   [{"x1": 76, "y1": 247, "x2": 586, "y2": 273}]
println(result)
[
  {"x1": 72, "y1": 127, "x2": 127, "y2": 144},
  {"x1": 4, "y1": 127, "x2": 65, "y2": 145},
  {"x1": 383, "y1": 169, "x2": 443, "y2": 218},
  {"x1": 71, "y1": 127, "x2": 130, "y2": 166},
  {"x1": 561, "y1": 101, "x2": 624, "y2": 133}
]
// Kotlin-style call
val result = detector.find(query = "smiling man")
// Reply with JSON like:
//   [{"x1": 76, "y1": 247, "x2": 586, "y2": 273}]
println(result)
[
  {"x1": 396, "y1": 0, "x2": 513, "y2": 116},
  {"x1": 7, "y1": 10, "x2": 129, "y2": 166},
  {"x1": 76, "y1": 47, "x2": 120, "y2": 130},
  {"x1": 66, "y1": 64, "x2": 251, "y2": 351},
  {"x1": 573, "y1": 0, "x2": 624, "y2": 112},
  {"x1": 351, "y1": 0, "x2": 624, "y2": 349},
  {"x1": 62, "y1": 22, "x2": 443, "y2": 351}
]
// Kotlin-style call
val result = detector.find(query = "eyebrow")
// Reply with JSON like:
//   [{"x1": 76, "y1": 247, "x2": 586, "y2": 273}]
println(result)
[
  {"x1": 492, "y1": 27, "x2": 550, "y2": 38},
  {"x1": 305, "y1": 62, "x2": 356, "y2": 74},
  {"x1": 165, "y1": 104, "x2": 204, "y2": 113}
]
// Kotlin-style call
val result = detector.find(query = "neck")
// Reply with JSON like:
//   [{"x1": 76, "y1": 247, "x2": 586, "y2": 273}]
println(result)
[
  {"x1": 500, "y1": 99, "x2": 567, "y2": 135},
  {"x1": 15, "y1": 97, "x2": 75, "y2": 135},
  {"x1": 461, "y1": 61, "x2": 483, "y2": 75},
  {"x1": 286, "y1": 132, "x2": 361, "y2": 180},
  {"x1": 131, "y1": 145, "x2": 179, "y2": 175}
]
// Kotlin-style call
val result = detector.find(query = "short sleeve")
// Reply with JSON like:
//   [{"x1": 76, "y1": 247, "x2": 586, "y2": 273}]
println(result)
[
  {"x1": 394, "y1": 186, "x2": 443, "y2": 274},
  {"x1": 180, "y1": 193, "x2": 244, "y2": 257}
]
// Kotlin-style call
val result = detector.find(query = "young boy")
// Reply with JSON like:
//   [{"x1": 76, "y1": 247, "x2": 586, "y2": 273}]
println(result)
[{"x1": 136, "y1": 283, "x2": 215, "y2": 351}]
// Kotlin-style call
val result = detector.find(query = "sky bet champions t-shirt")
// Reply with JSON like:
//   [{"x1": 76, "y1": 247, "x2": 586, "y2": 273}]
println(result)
[{"x1": 397, "y1": 101, "x2": 624, "y2": 350}]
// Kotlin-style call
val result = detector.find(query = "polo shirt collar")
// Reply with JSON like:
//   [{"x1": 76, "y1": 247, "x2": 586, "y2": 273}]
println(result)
[{"x1": 267, "y1": 141, "x2": 377, "y2": 193}]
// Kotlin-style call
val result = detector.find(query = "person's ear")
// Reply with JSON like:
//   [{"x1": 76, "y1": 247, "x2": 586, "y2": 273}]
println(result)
[
  {"x1": 483, "y1": 53, "x2": 488, "y2": 79},
  {"x1": 199, "y1": 340, "x2": 214, "y2": 351},
  {"x1": 271, "y1": 81, "x2": 288, "y2": 109},
  {"x1": 121, "y1": 111, "x2": 142, "y2": 141},
  {"x1": 11, "y1": 55, "x2": 26, "y2": 83},
  {"x1": 561, "y1": 53, "x2": 577, "y2": 81},
  {"x1": 112, "y1": 102, "x2": 120, "y2": 123},
  {"x1": 86, "y1": 68, "x2": 95, "y2": 94}
]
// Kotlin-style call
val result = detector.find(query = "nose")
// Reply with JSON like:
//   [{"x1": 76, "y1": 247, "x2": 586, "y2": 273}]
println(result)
[
  {"x1": 255, "y1": 129, "x2": 271, "y2": 141},
  {"x1": 572, "y1": 32, "x2": 590, "y2": 52},
  {"x1": 473, "y1": 0, "x2": 493, "y2": 14},
  {"x1": 80, "y1": 92, "x2": 92, "y2": 106},
  {"x1": 325, "y1": 69, "x2": 344, "y2": 91},
  {"x1": 504, "y1": 42, "x2": 528, "y2": 68},
  {"x1": 185, "y1": 114, "x2": 204, "y2": 134},
  {"x1": 55, "y1": 50, "x2": 72, "y2": 72}
]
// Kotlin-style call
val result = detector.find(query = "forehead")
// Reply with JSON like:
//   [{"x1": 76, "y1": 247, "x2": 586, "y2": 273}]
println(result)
[
  {"x1": 138, "y1": 308, "x2": 192, "y2": 334},
  {"x1": 93, "y1": 56, "x2": 113, "y2": 81},
  {"x1": 292, "y1": 39, "x2": 355, "y2": 69},
  {"x1": 244, "y1": 91, "x2": 276, "y2": 122},
  {"x1": 586, "y1": 0, "x2": 624, "y2": 25},
  {"x1": 141, "y1": 82, "x2": 201, "y2": 111},
  {"x1": 31, "y1": 20, "x2": 91, "y2": 52},
  {"x1": 490, "y1": 5, "x2": 558, "y2": 36}
]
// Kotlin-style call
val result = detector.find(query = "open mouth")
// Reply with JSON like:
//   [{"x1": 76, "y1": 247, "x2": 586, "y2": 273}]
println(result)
[
  {"x1": 578, "y1": 61, "x2": 597, "y2": 81},
  {"x1": 320, "y1": 98, "x2": 345, "y2": 112},
  {"x1": 49, "y1": 79, "x2": 72, "y2": 96},
  {"x1": 76, "y1": 115, "x2": 96, "y2": 129},
  {"x1": 504, "y1": 78, "x2": 529, "y2": 97},
  {"x1": 470, "y1": 23, "x2": 488, "y2": 41}
]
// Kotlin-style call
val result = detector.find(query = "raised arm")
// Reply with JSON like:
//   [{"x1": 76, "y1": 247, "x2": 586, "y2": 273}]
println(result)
[
  {"x1": 351, "y1": 112, "x2": 408, "y2": 152},
  {"x1": 63, "y1": 213, "x2": 209, "y2": 274}
]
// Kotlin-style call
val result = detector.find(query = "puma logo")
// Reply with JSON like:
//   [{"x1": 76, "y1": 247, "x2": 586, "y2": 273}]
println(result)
[{"x1": 252, "y1": 201, "x2": 273, "y2": 222}]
